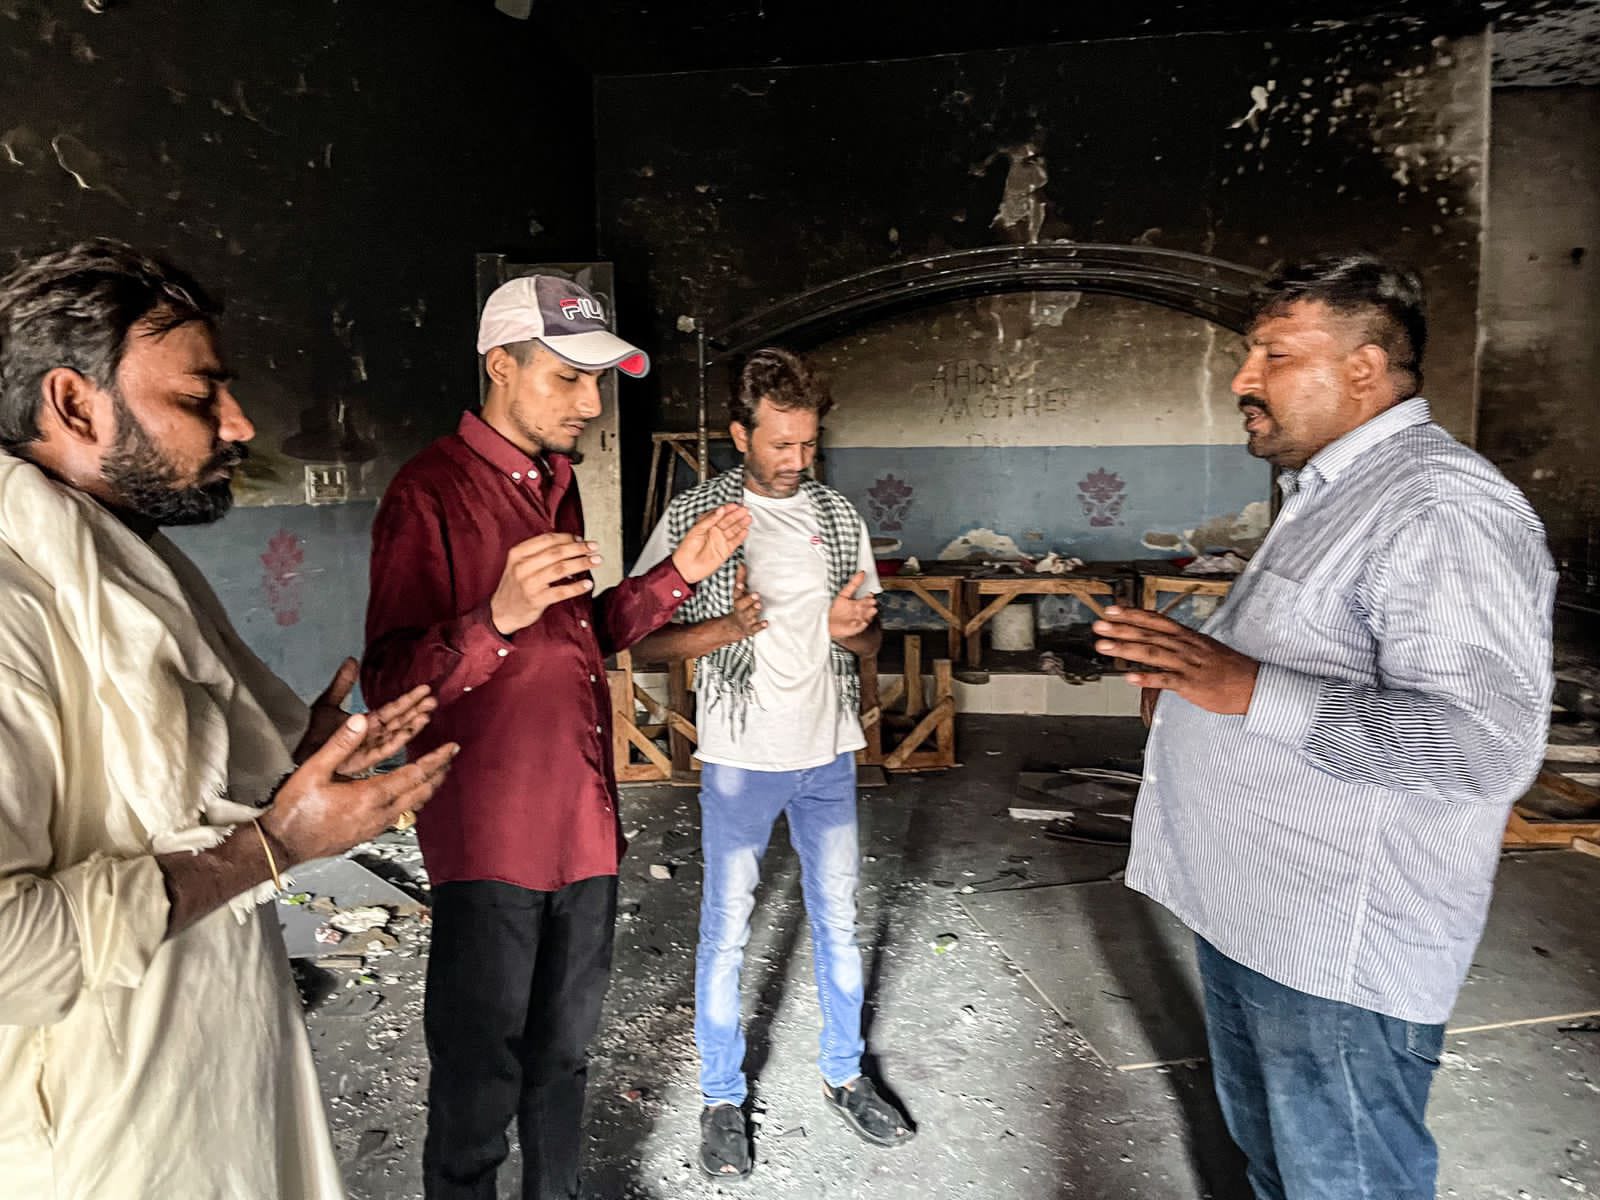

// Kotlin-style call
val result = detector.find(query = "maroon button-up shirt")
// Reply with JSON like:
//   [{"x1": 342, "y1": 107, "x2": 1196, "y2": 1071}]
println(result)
[{"x1": 362, "y1": 411, "x2": 692, "y2": 893}]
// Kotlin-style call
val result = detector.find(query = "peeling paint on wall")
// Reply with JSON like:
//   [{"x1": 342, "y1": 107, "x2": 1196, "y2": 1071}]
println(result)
[
  {"x1": 938, "y1": 527, "x2": 1026, "y2": 561},
  {"x1": 1142, "y1": 500, "x2": 1272, "y2": 557},
  {"x1": 985, "y1": 142, "x2": 1048, "y2": 244}
]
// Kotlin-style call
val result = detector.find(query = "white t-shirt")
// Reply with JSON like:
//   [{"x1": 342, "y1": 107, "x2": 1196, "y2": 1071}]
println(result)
[{"x1": 633, "y1": 487, "x2": 881, "y2": 772}]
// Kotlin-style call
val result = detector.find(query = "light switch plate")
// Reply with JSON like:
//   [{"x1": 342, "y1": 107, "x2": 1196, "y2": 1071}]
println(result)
[{"x1": 304, "y1": 464, "x2": 349, "y2": 505}]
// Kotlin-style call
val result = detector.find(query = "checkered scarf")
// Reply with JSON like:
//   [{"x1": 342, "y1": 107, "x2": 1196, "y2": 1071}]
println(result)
[{"x1": 665, "y1": 467, "x2": 864, "y2": 729}]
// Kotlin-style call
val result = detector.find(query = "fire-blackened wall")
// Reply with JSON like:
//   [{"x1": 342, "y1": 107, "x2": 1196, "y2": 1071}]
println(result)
[
  {"x1": 596, "y1": 26, "x2": 1490, "y2": 562},
  {"x1": 0, "y1": 0, "x2": 595, "y2": 694},
  {"x1": 1479, "y1": 85, "x2": 1600, "y2": 585}
]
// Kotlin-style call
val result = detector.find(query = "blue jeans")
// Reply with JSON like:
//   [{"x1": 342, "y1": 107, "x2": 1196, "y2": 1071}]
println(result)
[
  {"x1": 1197, "y1": 937, "x2": 1444, "y2": 1200},
  {"x1": 695, "y1": 753, "x2": 866, "y2": 1107}
]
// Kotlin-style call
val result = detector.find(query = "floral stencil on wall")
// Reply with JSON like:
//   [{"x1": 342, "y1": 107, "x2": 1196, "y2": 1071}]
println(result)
[
  {"x1": 865, "y1": 473, "x2": 915, "y2": 532},
  {"x1": 261, "y1": 530, "x2": 305, "y2": 627},
  {"x1": 1077, "y1": 468, "x2": 1127, "y2": 527}
]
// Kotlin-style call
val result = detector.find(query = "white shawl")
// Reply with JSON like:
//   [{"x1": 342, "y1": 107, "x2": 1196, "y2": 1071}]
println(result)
[
  {"x1": 0, "y1": 451, "x2": 300, "y2": 909},
  {"x1": 0, "y1": 452, "x2": 342, "y2": 1199}
]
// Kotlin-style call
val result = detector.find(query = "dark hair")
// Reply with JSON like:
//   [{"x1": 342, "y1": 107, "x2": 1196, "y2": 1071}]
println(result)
[
  {"x1": 1250, "y1": 253, "x2": 1427, "y2": 393},
  {"x1": 732, "y1": 346, "x2": 833, "y2": 429},
  {"x1": 0, "y1": 239, "x2": 220, "y2": 450}
]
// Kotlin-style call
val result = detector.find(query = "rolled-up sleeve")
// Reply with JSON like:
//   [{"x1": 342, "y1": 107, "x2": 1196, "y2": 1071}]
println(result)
[
  {"x1": 1244, "y1": 499, "x2": 1556, "y2": 805},
  {"x1": 0, "y1": 669, "x2": 168, "y2": 1026}
]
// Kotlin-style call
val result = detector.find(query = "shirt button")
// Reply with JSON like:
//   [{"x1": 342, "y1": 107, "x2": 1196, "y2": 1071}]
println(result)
[
  {"x1": 497, "y1": 648, "x2": 509, "y2": 658},
  {"x1": 580, "y1": 619, "x2": 589, "y2": 629},
  {"x1": 463, "y1": 685, "x2": 473, "y2": 693},
  {"x1": 590, "y1": 674, "x2": 597, "y2": 683},
  {"x1": 529, "y1": 470, "x2": 538, "y2": 481},
  {"x1": 511, "y1": 471, "x2": 522, "y2": 481},
  {"x1": 595, "y1": 725, "x2": 603, "y2": 734},
  {"x1": 672, "y1": 589, "x2": 683, "y2": 598}
]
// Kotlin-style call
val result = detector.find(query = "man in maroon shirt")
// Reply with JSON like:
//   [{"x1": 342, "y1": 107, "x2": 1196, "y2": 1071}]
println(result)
[{"x1": 363, "y1": 275, "x2": 748, "y2": 1200}]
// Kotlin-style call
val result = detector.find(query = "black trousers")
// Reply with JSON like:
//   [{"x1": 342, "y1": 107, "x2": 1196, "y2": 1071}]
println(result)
[{"x1": 422, "y1": 875, "x2": 618, "y2": 1200}]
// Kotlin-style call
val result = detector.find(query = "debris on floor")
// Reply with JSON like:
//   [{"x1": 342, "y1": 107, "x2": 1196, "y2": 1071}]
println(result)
[{"x1": 300, "y1": 717, "x2": 1600, "y2": 1200}]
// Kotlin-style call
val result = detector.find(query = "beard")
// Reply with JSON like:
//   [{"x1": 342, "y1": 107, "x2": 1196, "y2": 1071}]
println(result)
[
  {"x1": 101, "y1": 398, "x2": 248, "y2": 527},
  {"x1": 509, "y1": 409, "x2": 584, "y2": 464}
]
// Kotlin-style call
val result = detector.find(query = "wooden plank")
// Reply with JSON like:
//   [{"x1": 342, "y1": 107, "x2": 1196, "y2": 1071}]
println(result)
[
  {"x1": 883, "y1": 696, "x2": 956, "y2": 770},
  {"x1": 1534, "y1": 768, "x2": 1600, "y2": 809},
  {"x1": 618, "y1": 762, "x2": 670, "y2": 784},
  {"x1": 667, "y1": 660, "x2": 695, "y2": 773},
  {"x1": 1158, "y1": 584, "x2": 1201, "y2": 615},
  {"x1": 963, "y1": 592, "x2": 1016, "y2": 637},
  {"x1": 962, "y1": 581, "x2": 982, "y2": 667},
  {"x1": 633, "y1": 683, "x2": 667, "y2": 720},
  {"x1": 608, "y1": 670, "x2": 633, "y2": 769},
  {"x1": 933, "y1": 659, "x2": 955, "y2": 765},
  {"x1": 898, "y1": 580, "x2": 961, "y2": 629},
  {"x1": 668, "y1": 439, "x2": 700, "y2": 473},
  {"x1": 894, "y1": 751, "x2": 954, "y2": 772},
  {"x1": 1573, "y1": 837, "x2": 1600, "y2": 861},
  {"x1": 666, "y1": 711, "x2": 699, "y2": 742},
  {"x1": 1504, "y1": 803, "x2": 1600, "y2": 848},
  {"x1": 623, "y1": 719, "x2": 674, "y2": 774},
  {"x1": 858, "y1": 649, "x2": 883, "y2": 765},
  {"x1": 972, "y1": 577, "x2": 1117, "y2": 596},
  {"x1": 877, "y1": 677, "x2": 905, "y2": 712},
  {"x1": 1068, "y1": 582, "x2": 1115, "y2": 618},
  {"x1": 642, "y1": 440, "x2": 663, "y2": 542},
  {"x1": 904, "y1": 635, "x2": 924, "y2": 717}
]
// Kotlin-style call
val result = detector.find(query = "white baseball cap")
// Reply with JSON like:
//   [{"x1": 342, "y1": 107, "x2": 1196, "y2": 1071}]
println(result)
[{"x1": 476, "y1": 275, "x2": 650, "y2": 378}]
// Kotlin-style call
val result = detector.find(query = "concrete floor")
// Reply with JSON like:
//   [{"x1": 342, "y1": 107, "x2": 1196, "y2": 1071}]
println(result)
[{"x1": 301, "y1": 716, "x2": 1600, "y2": 1200}]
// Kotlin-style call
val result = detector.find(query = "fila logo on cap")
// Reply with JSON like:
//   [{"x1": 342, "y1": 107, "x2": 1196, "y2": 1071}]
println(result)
[{"x1": 560, "y1": 297, "x2": 605, "y2": 322}]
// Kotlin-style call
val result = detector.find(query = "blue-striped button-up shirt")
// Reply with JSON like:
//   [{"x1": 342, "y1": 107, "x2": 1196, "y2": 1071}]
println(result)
[{"x1": 1127, "y1": 397, "x2": 1556, "y2": 1024}]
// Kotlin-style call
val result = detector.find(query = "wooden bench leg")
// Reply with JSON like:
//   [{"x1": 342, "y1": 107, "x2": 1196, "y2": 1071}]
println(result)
[{"x1": 904, "y1": 634, "x2": 924, "y2": 717}]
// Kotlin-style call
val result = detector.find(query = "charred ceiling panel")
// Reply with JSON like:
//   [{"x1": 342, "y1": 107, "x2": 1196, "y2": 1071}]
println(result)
[
  {"x1": 0, "y1": 0, "x2": 594, "y2": 505},
  {"x1": 595, "y1": 26, "x2": 1490, "y2": 446}
]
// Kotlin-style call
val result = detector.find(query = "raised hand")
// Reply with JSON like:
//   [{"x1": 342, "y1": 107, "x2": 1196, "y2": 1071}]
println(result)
[
  {"x1": 724, "y1": 563, "x2": 768, "y2": 640},
  {"x1": 828, "y1": 571, "x2": 878, "y2": 641},
  {"x1": 263, "y1": 714, "x2": 459, "y2": 867},
  {"x1": 296, "y1": 657, "x2": 437, "y2": 773},
  {"x1": 490, "y1": 532, "x2": 604, "y2": 636},
  {"x1": 1093, "y1": 606, "x2": 1260, "y2": 716},
  {"x1": 672, "y1": 504, "x2": 752, "y2": 584}
]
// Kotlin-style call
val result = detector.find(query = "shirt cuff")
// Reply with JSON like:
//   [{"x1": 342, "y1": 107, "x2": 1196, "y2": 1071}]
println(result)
[
  {"x1": 55, "y1": 853, "x2": 171, "y2": 991},
  {"x1": 640, "y1": 557, "x2": 695, "y2": 612},
  {"x1": 459, "y1": 602, "x2": 517, "y2": 663},
  {"x1": 1243, "y1": 662, "x2": 1323, "y2": 748}
]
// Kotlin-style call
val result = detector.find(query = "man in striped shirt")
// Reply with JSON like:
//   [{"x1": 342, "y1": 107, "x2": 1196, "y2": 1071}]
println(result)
[{"x1": 1094, "y1": 254, "x2": 1556, "y2": 1200}]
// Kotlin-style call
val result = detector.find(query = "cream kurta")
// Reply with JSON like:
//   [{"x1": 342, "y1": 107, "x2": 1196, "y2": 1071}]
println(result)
[{"x1": 0, "y1": 453, "x2": 343, "y2": 1199}]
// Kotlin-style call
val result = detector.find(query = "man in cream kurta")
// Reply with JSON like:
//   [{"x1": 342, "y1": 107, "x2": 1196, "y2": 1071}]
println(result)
[{"x1": 0, "y1": 242, "x2": 455, "y2": 1198}]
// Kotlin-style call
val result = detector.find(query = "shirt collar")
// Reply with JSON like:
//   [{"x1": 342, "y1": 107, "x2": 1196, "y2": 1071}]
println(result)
[
  {"x1": 1297, "y1": 396, "x2": 1432, "y2": 490},
  {"x1": 456, "y1": 410, "x2": 569, "y2": 491}
]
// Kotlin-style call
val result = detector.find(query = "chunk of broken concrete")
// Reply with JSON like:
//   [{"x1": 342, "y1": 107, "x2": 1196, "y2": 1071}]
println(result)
[
  {"x1": 648, "y1": 863, "x2": 675, "y2": 880},
  {"x1": 328, "y1": 905, "x2": 390, "y2": 934}
]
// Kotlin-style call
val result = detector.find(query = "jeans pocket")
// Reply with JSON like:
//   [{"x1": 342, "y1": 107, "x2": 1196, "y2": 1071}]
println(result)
[{"x1": 1403, "y1": 1021, "x2": 1445, "y2": 1065}]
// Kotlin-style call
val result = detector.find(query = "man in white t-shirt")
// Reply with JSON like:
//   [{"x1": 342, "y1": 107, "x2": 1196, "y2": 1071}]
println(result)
[{"x1": 631, "y1": 347, "x2": 914, "y2": 1179}]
